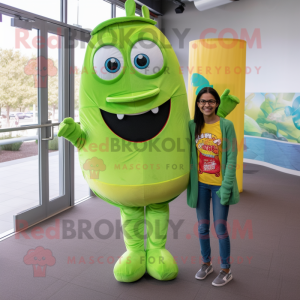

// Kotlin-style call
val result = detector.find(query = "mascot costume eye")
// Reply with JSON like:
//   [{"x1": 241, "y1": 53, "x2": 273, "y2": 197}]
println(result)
[{"x1": 58, "y1": 0, "x2": 191, "y2": 282}]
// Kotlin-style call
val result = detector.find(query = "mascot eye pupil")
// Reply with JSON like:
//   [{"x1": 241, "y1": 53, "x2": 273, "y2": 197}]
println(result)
[
  {"x1": 134, "y1": 54, "x2": 149, "y2": 69},
  {"x1": 105, "y1": 57, "x2": 120, "y2": 73}
]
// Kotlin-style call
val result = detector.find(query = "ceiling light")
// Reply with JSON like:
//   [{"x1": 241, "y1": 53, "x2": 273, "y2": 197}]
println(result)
[{"x1": 192, "y1": 0, "x2": 238, "y2": 11}]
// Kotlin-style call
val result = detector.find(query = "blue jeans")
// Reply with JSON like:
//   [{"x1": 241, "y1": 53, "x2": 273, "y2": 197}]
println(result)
[{"x1": 196, "y1": 182, "x2": 230, "y2": 269}]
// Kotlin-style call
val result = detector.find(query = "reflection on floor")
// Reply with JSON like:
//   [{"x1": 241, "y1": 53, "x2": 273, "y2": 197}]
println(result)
[
  {"x1": 0, "y1": 152, "x2": 89, "y2": 235},
  {"x1": 0, "y1": 163, "x2": 299, "y2": 300}
]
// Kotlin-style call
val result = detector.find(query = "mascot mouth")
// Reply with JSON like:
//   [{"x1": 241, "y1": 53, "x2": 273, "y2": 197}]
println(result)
[{"x1": 100, "y1": 99, "x2": 171, "y2": 142}]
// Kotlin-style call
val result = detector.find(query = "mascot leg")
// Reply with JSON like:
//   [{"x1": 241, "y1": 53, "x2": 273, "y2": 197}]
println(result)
[
  {"x1": 146, "y1": 203, "x2": 178, "y2": 281},
  {"x1": 113, "y1": 206, "x2": 146, "y2": 282}
]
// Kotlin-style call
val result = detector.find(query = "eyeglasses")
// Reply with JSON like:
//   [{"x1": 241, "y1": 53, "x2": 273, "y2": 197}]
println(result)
[{"x1": 199, "y1": 100, "x2": 217, "y2": 105}]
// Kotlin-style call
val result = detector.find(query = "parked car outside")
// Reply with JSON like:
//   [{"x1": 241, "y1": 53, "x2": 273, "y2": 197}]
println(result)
[
  {"x1": 25, "y1": 112, "x2": 33, "y2": 118},
  {"x1": 17, "y1": 112, "x2": 26, "y2": 119},
  {"x1": 9, "y1": 112, "x2": 25, "y2": 119}
]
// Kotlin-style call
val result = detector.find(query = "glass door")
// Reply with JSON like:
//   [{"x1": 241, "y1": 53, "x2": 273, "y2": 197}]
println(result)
[
  {"x1": 0, "y1": 8, "x2": 71, "y2": 234},
  {"x1": 69, "y1": 29, "x2": 91, "y2": 204},
  {"x1": 0, "y1": 13, "x2": 41, "y2": 235}
]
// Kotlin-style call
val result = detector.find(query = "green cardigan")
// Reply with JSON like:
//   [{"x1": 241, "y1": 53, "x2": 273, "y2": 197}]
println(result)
[{"x1": 187, "y1": 118, "x2": 240, "y2": 208}]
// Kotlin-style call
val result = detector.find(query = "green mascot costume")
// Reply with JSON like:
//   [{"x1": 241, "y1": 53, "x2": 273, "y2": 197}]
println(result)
[
  {"x1": 59, "y1": 0, "x2": 190, "y2": 282},
  {"x1": 58, "y1": 0, "x2": 239, "y2": 282}
]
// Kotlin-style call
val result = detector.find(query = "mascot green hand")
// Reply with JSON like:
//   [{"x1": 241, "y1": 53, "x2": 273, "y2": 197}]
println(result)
[
  {"x1": 58, "y1": 118, "x2": 86, "y2": 150},
  {"x1": 217, "y1": 89, "x2": 240, "y2": 118},
  {"x1": 58, "y1": 0, "x2": 190, "y2": 282}
]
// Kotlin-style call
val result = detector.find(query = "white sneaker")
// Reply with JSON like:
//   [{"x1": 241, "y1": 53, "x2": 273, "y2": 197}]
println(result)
[
  {"x1": 212, "y1": 269, "x2": 233, "y2": 286},
  {"x1": 195, "y1": 264, "x2": 213, "y2": 280}
]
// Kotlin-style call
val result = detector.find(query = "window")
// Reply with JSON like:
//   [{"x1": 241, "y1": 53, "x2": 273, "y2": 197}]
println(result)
[
  {"x1": 116, "y1": 5, "x2": 126, "y2": 18},
  {"x1": 0, "y1": 0, "x2": 61, "y2": 21},
  {"x1": 68, "y1": 0, "x2": 111, "y2": 31}
]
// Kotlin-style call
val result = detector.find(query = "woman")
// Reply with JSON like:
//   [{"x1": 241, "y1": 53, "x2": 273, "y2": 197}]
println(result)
[{"x1": 187, "y1": 87, "x2": 240, "y2": 287}]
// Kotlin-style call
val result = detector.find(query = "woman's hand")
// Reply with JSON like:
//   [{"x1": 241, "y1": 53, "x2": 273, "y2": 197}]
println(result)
[{"x1": 216, "y1": 184, "x2": 231, "y2": 205}]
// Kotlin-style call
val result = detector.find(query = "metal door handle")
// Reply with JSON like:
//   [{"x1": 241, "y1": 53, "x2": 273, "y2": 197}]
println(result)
[{"x1": 42, "y1": 125, "x2": 54, "y2": 141}]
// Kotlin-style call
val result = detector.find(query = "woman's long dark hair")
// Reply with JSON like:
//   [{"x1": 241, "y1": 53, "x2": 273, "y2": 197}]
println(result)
[{"x1": 194, "y1": 87, "x2": 221, "y2": 137}]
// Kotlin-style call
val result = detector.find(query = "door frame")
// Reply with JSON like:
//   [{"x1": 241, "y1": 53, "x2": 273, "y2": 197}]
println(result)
[{"x1": 0, "y1": 4, "x2": 92, "y2": 234}]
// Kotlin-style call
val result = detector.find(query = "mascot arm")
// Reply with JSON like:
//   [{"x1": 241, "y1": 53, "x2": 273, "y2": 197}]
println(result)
[
  {"x1": 58, "y1": 117, "x2": 86, "y2": 150},
  {"x1": 217, "y1": 89, "x2": 240, "y2": 118}
]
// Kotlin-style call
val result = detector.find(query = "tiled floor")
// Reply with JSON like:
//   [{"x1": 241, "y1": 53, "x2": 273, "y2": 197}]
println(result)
[
  {"x1": 0, "y1": 163, "x2": 300, "y2": 300},
  {"x1": 0, "y1": 152, "x2": 89, "y2": 235}
]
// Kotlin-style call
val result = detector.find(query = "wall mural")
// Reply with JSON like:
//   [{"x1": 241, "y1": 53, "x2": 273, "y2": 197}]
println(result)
[{"x1": 244, "y1": 93, "x2": 300, "y2": 171}]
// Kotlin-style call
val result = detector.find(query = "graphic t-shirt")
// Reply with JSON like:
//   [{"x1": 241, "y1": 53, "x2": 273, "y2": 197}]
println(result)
[{"x1": 196, "y1": 121, "x2": 223, "y2": 186}]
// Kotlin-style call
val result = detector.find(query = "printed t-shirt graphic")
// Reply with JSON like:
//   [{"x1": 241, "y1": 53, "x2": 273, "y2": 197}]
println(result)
[{"x1": 196, "y1": 121, "x2": 223, "y2": 186}]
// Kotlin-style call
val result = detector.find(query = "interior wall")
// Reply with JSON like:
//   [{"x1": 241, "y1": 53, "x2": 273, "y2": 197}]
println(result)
[
  {"x1": 161, "y1": 0, "x2": 300, "y2": 93},
  {"x1": 161, "y1": 0, "x2": 300, "y2": 174}
]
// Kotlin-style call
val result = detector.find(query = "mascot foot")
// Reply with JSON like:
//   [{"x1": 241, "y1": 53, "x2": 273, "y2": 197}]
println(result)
[
  {"x1": 146, "y1": 249, "x2": 178, "y2": 281},
  {"x1": 113, "y1": 250, "x2": 146, "y2": 282}
]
